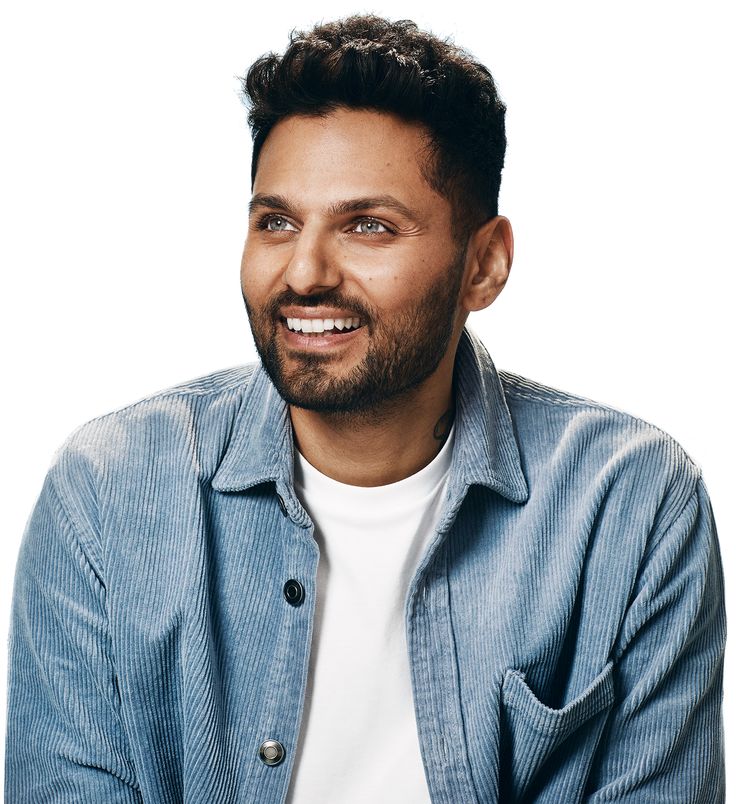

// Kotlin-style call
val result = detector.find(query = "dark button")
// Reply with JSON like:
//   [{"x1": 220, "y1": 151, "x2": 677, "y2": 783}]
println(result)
[
  {"x1": 259, "y1": 739, "x2": 285, "y2": 766},
  {"x1": 283, "y1": 579, "x2": 305, "y2": 607},
  {"x1": 276, "y1": 494, "x2": 288, "y2": 517}
]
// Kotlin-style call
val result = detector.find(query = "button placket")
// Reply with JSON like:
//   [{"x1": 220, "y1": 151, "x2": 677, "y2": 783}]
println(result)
[{"x1": 254, "y1": 495, "x2": 316, "y2": 787}]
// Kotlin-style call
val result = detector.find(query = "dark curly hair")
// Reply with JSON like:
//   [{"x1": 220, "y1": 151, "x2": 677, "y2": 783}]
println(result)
[{"x1": 240, "y1": 15, "x2": 506, "y2": 243}]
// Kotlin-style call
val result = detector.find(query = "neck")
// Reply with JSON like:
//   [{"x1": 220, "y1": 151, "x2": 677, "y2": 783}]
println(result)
[{"x1": 289, "y1": 357, "x2": 456, "y2": 487}]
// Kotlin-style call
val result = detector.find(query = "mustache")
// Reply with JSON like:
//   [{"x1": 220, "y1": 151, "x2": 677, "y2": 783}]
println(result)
[{"x1": 263, "y1": 289, "x2": 375, "y2": 322}]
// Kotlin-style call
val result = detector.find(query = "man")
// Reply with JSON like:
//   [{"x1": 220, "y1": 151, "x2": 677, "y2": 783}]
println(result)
[{"x1": 5, "y1": 14, "x2": 725, "y2": 804}]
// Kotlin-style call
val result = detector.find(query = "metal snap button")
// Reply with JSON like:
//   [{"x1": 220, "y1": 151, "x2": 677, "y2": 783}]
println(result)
[
  {"x1": 283, "y1": 579, "x2": 305, "y2": 607},
  {"x1": 259, "y1": 739, "x2": 285, "y2": 766}
]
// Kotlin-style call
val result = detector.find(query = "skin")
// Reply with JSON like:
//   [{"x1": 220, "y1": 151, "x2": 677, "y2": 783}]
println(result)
[{"x1": 241, "y1": 107, "x2": 513, "y2": 486}]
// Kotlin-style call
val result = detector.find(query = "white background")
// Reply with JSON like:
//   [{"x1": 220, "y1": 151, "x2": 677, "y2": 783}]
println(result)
[{"x1": 1, "y1": 0, "x2": 733, "y2": 791}]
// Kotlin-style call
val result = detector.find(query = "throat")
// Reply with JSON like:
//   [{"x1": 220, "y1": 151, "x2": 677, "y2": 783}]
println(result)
[{"x1": 289, "y1": 397, "x2": 453, "y2": 487}]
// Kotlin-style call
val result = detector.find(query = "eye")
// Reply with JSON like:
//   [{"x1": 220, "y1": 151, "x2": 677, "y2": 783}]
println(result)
[
  {"x1": 258, "y1": 214, "x2": 297, "y2": 232},
  {"x1": 352, "y1": 218, "x2": 392, "y2": 235}
]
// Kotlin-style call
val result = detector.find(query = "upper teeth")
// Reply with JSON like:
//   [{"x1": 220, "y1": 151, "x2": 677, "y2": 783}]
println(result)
[{"x1": 286, "y1": 317, "x2": 361, "y2": 332}]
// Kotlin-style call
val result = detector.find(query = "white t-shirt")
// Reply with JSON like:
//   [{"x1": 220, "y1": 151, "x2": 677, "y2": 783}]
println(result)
[{"x1": 286, "y1": 426, "x2": 455, "y2": 803}]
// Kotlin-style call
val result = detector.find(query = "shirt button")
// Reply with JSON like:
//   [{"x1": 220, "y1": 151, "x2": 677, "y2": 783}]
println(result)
[
  {"x1": 283, "y1": 579, "x2": 305, "y2": 607},
  {"x1": 259, "y1": 739, "x2": 285, "y2": 766}
]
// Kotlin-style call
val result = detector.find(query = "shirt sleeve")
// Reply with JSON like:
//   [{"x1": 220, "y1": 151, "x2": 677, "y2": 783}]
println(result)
[
  {"x1": 5, "y1": 469, "x2": 143, "y2": 803},
  {"x1": 584, "y1": 475, "x2": 725, "y2": 802}
]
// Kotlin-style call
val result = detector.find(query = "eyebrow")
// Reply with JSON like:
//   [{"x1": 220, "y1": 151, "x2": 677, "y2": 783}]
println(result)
[{"x1": 249, "y1": 193, "x2": 420, "y2": 222}]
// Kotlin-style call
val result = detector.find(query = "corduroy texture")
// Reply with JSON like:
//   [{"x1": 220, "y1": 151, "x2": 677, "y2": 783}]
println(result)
[{"x1": 5, "y1": 328, "x2": 725, "y2": 802}]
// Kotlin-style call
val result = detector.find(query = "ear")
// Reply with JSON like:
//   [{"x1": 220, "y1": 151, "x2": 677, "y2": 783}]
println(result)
[{"x1": 461, "y1": 216, "x2": 513, "y2": 313}]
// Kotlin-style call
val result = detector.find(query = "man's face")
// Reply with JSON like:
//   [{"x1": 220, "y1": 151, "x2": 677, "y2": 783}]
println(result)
[{"x1": 241, "y1": 107, "x2": 469, "y2": 414}]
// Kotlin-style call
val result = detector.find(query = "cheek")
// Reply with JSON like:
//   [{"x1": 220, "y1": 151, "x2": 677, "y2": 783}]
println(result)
[
  {"x1": 239, "y1": 258, "x2": 248, "y2": 290},
  {"x1": 240, "y1": 238, "x2": 288, "y2": 293},
  {"x1": 240, "y1": 246, "x2": 269, "y2": 298},
  {"x1": 239, "y1": 242, "x2": 251, "y2": 284}
]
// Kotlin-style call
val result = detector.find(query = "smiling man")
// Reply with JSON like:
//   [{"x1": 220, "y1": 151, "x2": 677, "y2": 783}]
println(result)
[
  {"x1": 5, "y1": 14, "x2": 725, "y2": 804},
  {"x1": 241, "y1": 107, "x2": 498, "y2": 485}
]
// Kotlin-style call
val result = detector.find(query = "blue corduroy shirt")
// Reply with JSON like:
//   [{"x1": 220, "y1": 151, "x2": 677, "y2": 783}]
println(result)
[{"x1": 5, "y1": 329, "x2": 725, "y2": 802}]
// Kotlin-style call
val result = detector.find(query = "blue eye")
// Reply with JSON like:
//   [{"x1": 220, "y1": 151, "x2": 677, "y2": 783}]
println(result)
[
  {"x1": 265, "y1": 216, "x2": 294, "y2": 232},
  {"x1": 354, "y1": 219, "x2": 389, "y2": 234}
]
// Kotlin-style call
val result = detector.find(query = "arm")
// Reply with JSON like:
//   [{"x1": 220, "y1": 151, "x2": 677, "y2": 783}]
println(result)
[
  {"x1": 5, "y1": 470, "x2": 142, "y2": 803},
  {"x1": 585, "y1": 475, "x2": 725, "y2": 802}
]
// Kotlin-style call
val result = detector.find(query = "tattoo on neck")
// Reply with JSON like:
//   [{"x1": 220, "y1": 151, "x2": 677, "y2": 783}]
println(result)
[{"x1": 433, "y1": 408, "x2": 454, "y2": 441}]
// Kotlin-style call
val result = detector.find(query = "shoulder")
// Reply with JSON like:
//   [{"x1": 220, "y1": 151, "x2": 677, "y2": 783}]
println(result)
[
  {"x1": 44, "y1": 363, "x2": 260, "y2": 530},
  {"x1": 498, "y1": 369, "x2": 702, "y2": 510},
  {"x1": 57, "y1": 363, "x2": 258, "y2": 458}
]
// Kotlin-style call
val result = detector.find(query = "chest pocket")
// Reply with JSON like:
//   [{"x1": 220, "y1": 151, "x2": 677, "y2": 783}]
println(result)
[{"x1": 499, "y1": 661, "x2": 614, "y2": 801}]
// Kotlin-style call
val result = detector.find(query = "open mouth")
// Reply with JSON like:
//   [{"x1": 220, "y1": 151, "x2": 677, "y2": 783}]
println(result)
[{"x1": 282, "y1": 316, "x2": 365, "y2": 336}]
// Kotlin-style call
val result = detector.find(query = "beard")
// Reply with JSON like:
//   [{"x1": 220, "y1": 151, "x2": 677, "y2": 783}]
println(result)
[{"x1": 243, "y1": 250, "x2": 465, "y2": 418}]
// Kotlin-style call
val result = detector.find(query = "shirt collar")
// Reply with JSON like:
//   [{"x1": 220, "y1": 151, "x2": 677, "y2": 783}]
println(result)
[
  {"x1": 210, "y1": 327, "x2": 529, "y2": 504},
  {"x1": 451, "y1": 328, "x2": 528, "y2": 502}
]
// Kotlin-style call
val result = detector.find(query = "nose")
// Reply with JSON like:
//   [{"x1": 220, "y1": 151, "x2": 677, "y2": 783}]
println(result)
[{"x1": 281, "y1": 226, "x2": 342, "y2": 296}]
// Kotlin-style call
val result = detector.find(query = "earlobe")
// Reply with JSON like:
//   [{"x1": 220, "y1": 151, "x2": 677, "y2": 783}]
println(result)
[{"x1": 463, "y1": 216, "x2": 513, "y2": 312}]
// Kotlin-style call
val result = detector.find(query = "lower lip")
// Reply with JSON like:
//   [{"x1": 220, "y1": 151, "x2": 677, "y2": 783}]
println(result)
[{"x1": 281, "y1": 321, "x2": 365, "y2": 350}]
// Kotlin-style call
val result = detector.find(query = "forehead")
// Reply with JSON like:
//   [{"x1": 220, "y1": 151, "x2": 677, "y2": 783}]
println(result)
[{"x1": 253, "y1": 108, "x2": 447, "y2": 213}]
